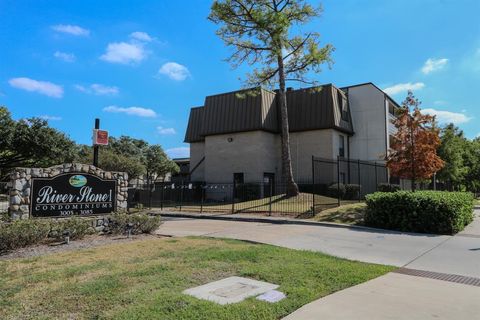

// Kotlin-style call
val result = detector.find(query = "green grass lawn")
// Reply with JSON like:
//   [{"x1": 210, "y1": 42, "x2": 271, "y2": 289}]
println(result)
[
  {"x1": 0, "y1": 237, "x2": 393, "y2": 320},
  {"x1": 314, "y1": 202, "x2": 367, "y2": 225}
]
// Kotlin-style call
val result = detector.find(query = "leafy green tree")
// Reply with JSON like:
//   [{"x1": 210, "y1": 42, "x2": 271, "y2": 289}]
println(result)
[
  {"x1": 76, "y1": 145, "x2": 145, "y2": 179},
  {"x1": 209, "y1": 0, "x2": 334, "y2": 196},
  {"x1": 76, "y1": 137, "x2": 178, "y2": 181},
  {"x1": 462, "y1": 137, "x2": 480, "y2": 193},
  {"x1": 437, "y1": 124, "x2": 468, "y2": 190},
  {"x1": 145, "y1": 145, "x2": 179, "y2": 184},
  {"x1": 0, "y1": 106, "x2": 76, "y2": 174}
]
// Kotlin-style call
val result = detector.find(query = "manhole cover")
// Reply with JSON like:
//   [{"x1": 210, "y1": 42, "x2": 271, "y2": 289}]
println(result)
[{"x1": 183, "y1": 276, "x2": 279, "y2": 305}]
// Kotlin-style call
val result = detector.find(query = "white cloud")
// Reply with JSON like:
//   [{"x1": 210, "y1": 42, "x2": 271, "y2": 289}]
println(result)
[
  {"x1": 383, "y1": 82, "x2": 425, "y2": 95},
  {"x1": 130, "y1": 31, "x2": 153, "y2": 42},
  {"x1": 157, "y1": 126, "x2": 176, "y2": 135},
  {"x1": 166, "y1": 147, "x2": 189, "y2": 158},
  {"x1": 103, "y1": 105, "x2": 156, "y2": 117},
  {"x1": 100, "y1": 42, "x2": 146, "y2": 65},
  {"x1": 54, "y1": 51, "x2": 76, "y2": 62},
  {"x1": 51, "y1": 24, "x2": 89, "y2": 36},
  {"x1": 421, "y1": 58, "x2": 448, "y2": 74},
  {"x1": 422, "y1": 108, "x2": 472, "y2": 125},
  {"x1": 39, "y1": 115, "x2": 62, "y2": 121},
  {"x1": 158, "y1": 62, "x2": 190, "y2": 81},
  {"x1": 75, "y1": 84, "x2": 119, "y2": 95},
  {"x1": 8, "y1": 77, "x2": 63, "y2": 98}
]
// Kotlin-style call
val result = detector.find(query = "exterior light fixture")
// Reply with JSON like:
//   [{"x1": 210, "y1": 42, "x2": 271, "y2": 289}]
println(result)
[
  {"x1": 63, "y1": 229, "x2": 71, "y2": 245},
  {"x1": 126, "y1": 223, "x2": 134, "y2": 238}
]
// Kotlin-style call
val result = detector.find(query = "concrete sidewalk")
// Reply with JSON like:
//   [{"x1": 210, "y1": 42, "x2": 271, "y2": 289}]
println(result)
[
  {"x1": 283, "y1": 273, "x2": 479, "y2": 320},
  {"x1": 156, "y1": 210, "x2": 480, "y2": 319},
  {"x1": 157, "y1": 210, "x2": 480, "y2": 277}
]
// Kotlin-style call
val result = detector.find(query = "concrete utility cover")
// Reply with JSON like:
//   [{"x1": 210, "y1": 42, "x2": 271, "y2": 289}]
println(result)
[{"x1": 183, "y1": 276, "x2": 279, "y2": 305}]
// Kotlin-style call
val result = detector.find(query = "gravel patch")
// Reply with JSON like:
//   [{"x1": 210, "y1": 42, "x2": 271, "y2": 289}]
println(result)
[{"x1": 0, "y1": 233, "x2": 165, "y2": 260}]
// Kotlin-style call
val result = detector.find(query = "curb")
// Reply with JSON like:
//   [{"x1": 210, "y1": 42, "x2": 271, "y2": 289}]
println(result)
[{"x1": 154, "y1": 211, "x2": 435, "y2": 236}]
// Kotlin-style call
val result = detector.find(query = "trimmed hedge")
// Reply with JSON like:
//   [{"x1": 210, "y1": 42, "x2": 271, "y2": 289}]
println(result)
[
  {"x1": 106, "y1": 213, "x2": 162, "y2": 235},
  {"x1": 377, "y1": 183, "x2": 401, "y2": 193},
  {"x1": 327, "y1": 183, "x2": 346, "y2": 199},
  {"x1": 49, "y1": 217, "x2": 95, "y2": 241},
  {"x1": 0, "y1": 219, "x2": 51, "y2": 253},
  {"x1": 0, "y1": 213, "x2": 161, "y2": 253},
  {"x1": 365, "y1": 191, "x2": 474, "y2": 234}
]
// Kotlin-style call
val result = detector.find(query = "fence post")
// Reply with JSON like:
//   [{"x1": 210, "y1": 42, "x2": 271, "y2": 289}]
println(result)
[
  {"x1": 357, "y1": 159, "x2": 361, "y2": 202},
  {"x1": 337, "y1": 156, "x2": 341, "y2": 207},
  {"x1": 374, "y1": 162, "x2": 378, "y2": 191},
  {"x1": 160, "y1": 182, "x2": 164, "y2": 210},
  {"x1": 179, "y1": 180, "x2": 184, "y2": 211},
  {"x1": 231, "y1": 182, "x2": 235, "y2": 214},
  {"x1": 148, "y1": 181, "x2": 152, "y2": 209},
  {"x1": 200, "y1": 184, "x2": 204, "y2": 213},
  {"x1": 312, "y1": 156, "x2": 315, "y2": 214},
  {"x1": 269, "y1": 181, "x2": 273, "y2": 216}
]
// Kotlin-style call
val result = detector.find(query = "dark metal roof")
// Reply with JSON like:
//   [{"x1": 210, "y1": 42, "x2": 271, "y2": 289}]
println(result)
[
  {"x1": 184, "y1": 84, "x2": 354, "y2": 143},
  {"x1": 286, "y1": 85, "x2": 352, "y2": 133},
  {"x1": 184, "y1": 106, "x2": 205, "y2": 143}
]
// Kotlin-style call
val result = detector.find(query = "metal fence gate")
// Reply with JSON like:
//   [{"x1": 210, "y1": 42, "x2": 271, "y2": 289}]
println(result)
[{"x1": 312, "y1": 156, "x2": 389, "y2": 209}]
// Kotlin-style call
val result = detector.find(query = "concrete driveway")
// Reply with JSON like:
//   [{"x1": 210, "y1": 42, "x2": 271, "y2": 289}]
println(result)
[{"x1": 156, "y1": 210, "x2": 480, "y2": 319}]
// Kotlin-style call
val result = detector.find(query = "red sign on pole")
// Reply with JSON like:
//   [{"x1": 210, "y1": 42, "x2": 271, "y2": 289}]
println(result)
[{"x1": 93, "y1": 129, "x2": 109, "y2": 145}]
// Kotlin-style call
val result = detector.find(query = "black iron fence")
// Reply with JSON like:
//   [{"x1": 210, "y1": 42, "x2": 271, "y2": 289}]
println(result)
[
  {"x1": 127, "y1": 157, "x2": 391, "y2": 215},
  {"x1": 312, "y1": 156, "x2": 389, "y2": 206},
  {"x1": 0, "y1": 182, "x2": 8, "y2": 213},
  {"x1": 129, "y1": 181, "x2": 320, "y2": 217}
]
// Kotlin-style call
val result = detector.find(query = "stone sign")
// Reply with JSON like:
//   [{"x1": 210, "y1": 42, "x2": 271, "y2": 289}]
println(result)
[
  {"x1": 30, "y1": 173, "x2": 117, "y2": 217},
  {"x1": 9, "y1": 163, "x2": 128, "y2": 219}
]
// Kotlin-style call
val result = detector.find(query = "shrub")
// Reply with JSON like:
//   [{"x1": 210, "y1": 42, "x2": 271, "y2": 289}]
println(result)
[
  {"x1": 365, "y1": 191, "x2": 474, "y2": 234},
  {"x1": 327, "y1": 183, "x2": 346, "y2": 199},
  {"x1": 345, "y1": 184, "x2": 361, "y2": 200},
  {"x1": 107, "y1": 213, "x2": 161, "y2": 235},
  {"x1": 377, "y1": 183, "x2": 401, "y2": 193},
  {"x1": 49, "y1": 217, "x2": 94, "y2": 241},
  {"x1": 0, "y1": 219, "x2": 51, "y2": 253}
]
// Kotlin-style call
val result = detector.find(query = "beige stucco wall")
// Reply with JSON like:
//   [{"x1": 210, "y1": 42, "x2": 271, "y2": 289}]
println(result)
[
  {"x1": 347, "y1": 84, "x2": 388, "y2": 162},
  {"x1": 203, "y1": 131, "x2": 281, "y2": 183},
  {"x1": 290, "y1": 129, "x2": 343, "y2": 182},
  {"x1": 189, "y1": 129, "x2": 347, "y2": 184},
  {"x1": 189, "y1": 142, "x2": 205, "y2": 182}
]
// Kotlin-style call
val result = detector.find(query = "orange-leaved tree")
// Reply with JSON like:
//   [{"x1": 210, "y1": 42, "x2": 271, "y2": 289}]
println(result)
[{"x1": 387, "y1": 91, "x2": 444, "y2": 191}]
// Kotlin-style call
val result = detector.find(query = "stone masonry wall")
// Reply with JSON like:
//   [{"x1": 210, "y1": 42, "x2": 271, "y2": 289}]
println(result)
[{"x1": 8, "y1": 163, "x2": 128, "y2": 219}]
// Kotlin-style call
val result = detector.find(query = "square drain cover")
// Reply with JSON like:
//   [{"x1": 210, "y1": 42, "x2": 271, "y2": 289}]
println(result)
[{"x1": 183, "y1": 276, "x2": 279, "y2": 305}]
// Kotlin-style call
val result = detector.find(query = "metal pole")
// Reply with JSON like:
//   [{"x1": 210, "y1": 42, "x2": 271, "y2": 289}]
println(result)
[
  {"x1": 374, "y1": 162, "x2": 378, "y2": 191},
  {"x1": 358, "y1": 159, "x2": 361, "y2": 202},
  {"x1": 269, "y1": 181, "x2": 272, "y2": 216},
  {"x1": 200, "y1": 184, "x2": 204, "y2": 213},
  {"x1": 147, "y1": 172, "x2": 152, "y2": 208},
  {"x1": 337, "y1": 156, "x2": 341, "y2": 207},
  {"x1": 231, "y1": 180, "x2": 235, "y2": 214},
  {"x1": 93, "y1": 118, "x2": 100, "y2": 166},
  {"x1": 312, "y1": 155, "x2": 315, "y2": 213},
  {"x1": 179, "y1": 180, "x2": 184, "y2": 211},
  {"x1": 160, "y1": 182, "x2": 164, "y2": 210}
]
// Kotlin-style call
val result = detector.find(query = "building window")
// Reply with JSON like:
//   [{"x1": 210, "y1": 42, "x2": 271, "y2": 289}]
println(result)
[
  {"x1": 233, "y1": 173, "x2": 244, "y2": 185},
  {"x1": 339, "y1": 135, "x2": 345, "y2": 158}
]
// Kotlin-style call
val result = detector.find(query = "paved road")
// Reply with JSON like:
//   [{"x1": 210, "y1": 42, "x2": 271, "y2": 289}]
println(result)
[
  {"x1": 157, "y1": 211, "x2": 480, "y2": 277},
  {"x1": 156, "y1": 210, "x2": 480, "y2": 319}
]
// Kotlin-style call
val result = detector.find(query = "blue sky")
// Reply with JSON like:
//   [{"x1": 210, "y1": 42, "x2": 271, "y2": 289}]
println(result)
[{"x1": 1, "y1": 0, "x2": 479, "y2": 159}]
